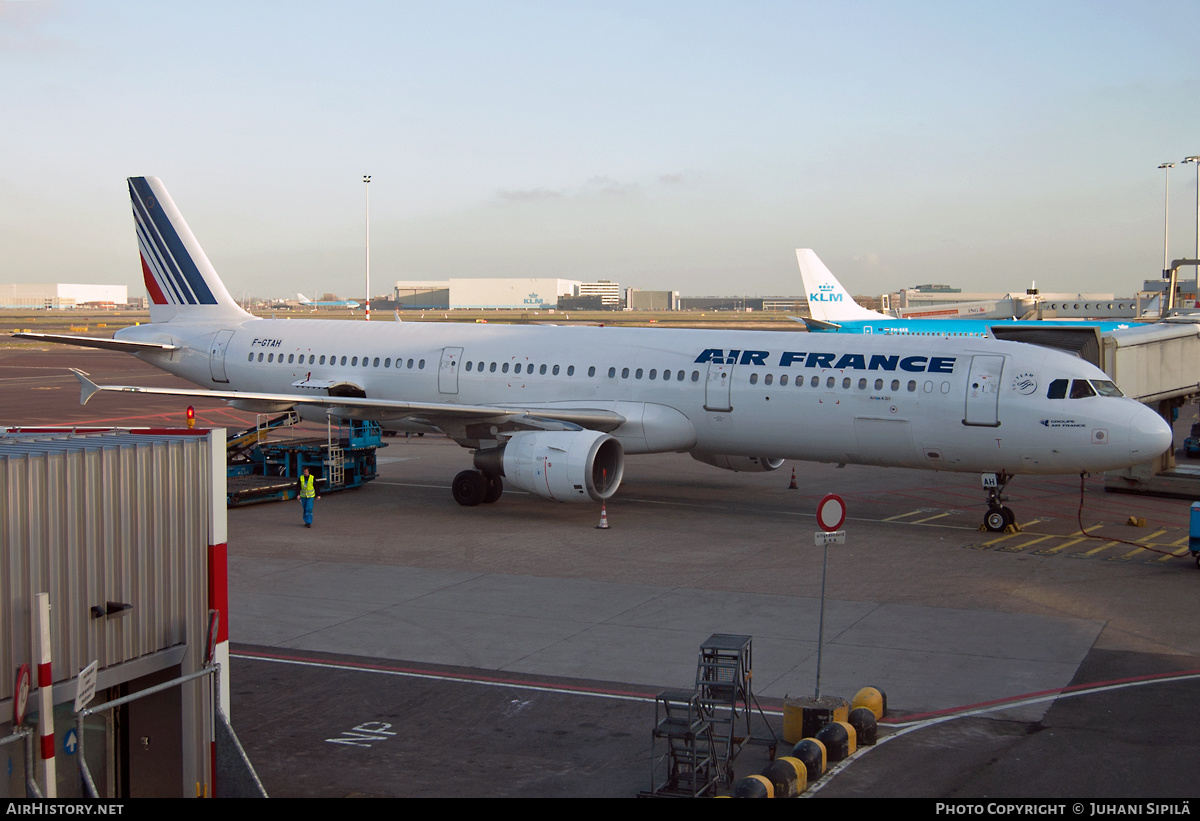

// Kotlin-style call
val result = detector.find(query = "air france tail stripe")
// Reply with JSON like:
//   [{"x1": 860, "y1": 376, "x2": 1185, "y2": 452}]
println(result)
[
  {"x1": 135, "y1": 220, "x2": 192, "y2": 305},
  {"x1": 139, "y1": 252, "x2": 169, "y2": 305},
  {"x1": 131, "y1": 175, "x2": 211, "y2": 302},
  {"x1": 130, "y1": 184, "x2": 194, "y2": 304},
  {"x1": 130, "y1": 185, "x2": 199, "y2": 305},
  {"x1": 128, "y1": 178, "x2": 217, "y2": 305}
]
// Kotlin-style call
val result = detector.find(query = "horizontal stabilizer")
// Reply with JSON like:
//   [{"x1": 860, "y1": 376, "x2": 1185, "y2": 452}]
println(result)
[
  {"x1": 14, "y1": 332, "x2": 179, "y2": 353},
  {"x1": 799, "y1": 317, "x2": 841, "y2": 331}
]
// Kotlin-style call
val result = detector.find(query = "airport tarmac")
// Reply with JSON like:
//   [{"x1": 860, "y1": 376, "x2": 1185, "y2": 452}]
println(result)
[{"x1": 4, "y1": 346, "x2": 1199, "y2": 798}]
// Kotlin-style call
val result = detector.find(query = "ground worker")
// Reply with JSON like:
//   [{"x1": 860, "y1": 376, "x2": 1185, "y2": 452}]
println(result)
[{"x1": 299, "y1": 467, "x2": 320, "y2": 527}]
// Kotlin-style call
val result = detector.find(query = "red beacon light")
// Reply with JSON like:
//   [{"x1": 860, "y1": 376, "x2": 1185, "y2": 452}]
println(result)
[{"x1": 186, "y1": 405, "x2": 195, "y2": 429}]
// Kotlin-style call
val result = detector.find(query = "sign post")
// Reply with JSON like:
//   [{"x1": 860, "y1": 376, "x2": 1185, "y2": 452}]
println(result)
[{"x1": 813, "y1": 494, "x2": 846, "y2": 699}]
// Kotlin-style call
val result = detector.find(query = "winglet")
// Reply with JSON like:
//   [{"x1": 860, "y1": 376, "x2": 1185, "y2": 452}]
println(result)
[{"x1": 70, "y1": 368, "x2": 103, "y2": 405}]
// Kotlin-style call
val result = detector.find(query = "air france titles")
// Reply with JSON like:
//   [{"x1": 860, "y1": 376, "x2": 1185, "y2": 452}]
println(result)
[{"x1": 694, "y1": 349, "x2": 956, "y2": 373}]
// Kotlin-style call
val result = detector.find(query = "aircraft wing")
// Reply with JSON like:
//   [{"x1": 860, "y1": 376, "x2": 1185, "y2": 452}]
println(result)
[
  {"x1": 69, "y1": 369, "x2": 626, "y2": 431},
  {"x1": 13, "y1": 332, "x2": 180, "y2": 353}
]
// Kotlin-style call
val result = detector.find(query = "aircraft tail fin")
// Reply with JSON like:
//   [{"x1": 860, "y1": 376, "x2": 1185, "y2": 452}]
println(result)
[
  {"x1": 297, "y1": 293, "x2": 311, "y2": 304},
  {"x1": 796, "y1": 249, "x2": 892, "y2": 323},
  {"x1": 128, "y1": 177, "x2": 253, "y2": 324}
]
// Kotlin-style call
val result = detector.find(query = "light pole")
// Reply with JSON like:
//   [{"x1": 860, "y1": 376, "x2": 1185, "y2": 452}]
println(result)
[
  {"x1": 363, "y1": 175, "x2": 371, "y2": 321},
  {"x1": 1159, "y1": 162, "x2": 1176, "y2": 277},
  {"x1": 1184, "y1": 156, "x2": 1200, "y2": 299}
]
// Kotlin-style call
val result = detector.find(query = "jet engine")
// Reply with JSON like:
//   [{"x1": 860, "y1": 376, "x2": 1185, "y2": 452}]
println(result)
[
  {"x1": 475, "y1": 430, "x2": 624, "y2": 502},
  {"x1": 691, "y1": 453, "x2": 785, "y2": 472}
]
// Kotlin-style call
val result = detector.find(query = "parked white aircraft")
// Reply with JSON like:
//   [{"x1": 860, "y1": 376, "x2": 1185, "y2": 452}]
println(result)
[
  {"x1": 15, "y1": 178, "x2": 1174, "y2": 531},
  {"x1": 298, "y1": 293, "x2": 360, "y2": 309}
]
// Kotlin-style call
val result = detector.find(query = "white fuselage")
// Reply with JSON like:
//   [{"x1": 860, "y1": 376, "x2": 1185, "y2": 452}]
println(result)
[{"x1": 116, "y1": 317, "x2": 1173, "y2": 476}]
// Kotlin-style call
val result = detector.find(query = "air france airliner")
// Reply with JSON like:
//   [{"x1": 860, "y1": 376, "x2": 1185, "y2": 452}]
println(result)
[
  {"x1": 16, "y1": 178, "x2": 1174, "y2": 531},
  {"x1": 796, "y1": 249, "x2": 1137, "y2": 336}
]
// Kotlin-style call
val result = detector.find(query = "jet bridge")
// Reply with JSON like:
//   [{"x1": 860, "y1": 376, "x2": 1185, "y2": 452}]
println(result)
[{"x1": 1099, "y1": 322, "x2": 1200, "y2": 495}]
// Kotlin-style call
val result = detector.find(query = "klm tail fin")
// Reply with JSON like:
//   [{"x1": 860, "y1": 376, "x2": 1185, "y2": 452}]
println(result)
[
  {"x1": 796, "y1": 249, "x2": 891, "y2": 323},
  {"x1": 128, "y1": 177, "x2": 253, "y2": 324},
  {"x1": 297, "y1": 293, "x2": 312, "y2": 304}
]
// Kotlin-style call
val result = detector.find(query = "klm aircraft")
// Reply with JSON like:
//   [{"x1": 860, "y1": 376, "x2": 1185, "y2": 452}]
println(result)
[
  {"x1": 797, "y1": 249, "x2": 1138, "y2": 336},
  {"x1": 12, "y1": 180, "x2": 1173, "y2": 531}
]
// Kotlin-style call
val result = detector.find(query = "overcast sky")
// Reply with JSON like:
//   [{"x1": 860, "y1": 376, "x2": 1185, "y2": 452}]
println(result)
[{"x1": 2, "y1": 0, "x2": 1198, "y2": 300}]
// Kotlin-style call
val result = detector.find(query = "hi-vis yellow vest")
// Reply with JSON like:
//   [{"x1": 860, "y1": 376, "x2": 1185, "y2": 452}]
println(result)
[{"x1": 300, "y1": 475, "x2": 316, "y2": 498}]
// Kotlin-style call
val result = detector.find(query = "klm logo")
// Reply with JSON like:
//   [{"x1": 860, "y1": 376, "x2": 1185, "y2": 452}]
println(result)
[
  {"x1": 523, "y1": 292, "x2": 544, "y2": 305},
  {"x1": 809, "y1": 283, "x2": 842, "y2": 303}
]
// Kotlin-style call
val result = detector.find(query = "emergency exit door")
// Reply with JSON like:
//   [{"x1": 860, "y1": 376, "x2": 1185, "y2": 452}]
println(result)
[{"x1": 439, "y1": 347, "x2": 462, "y2": 394}]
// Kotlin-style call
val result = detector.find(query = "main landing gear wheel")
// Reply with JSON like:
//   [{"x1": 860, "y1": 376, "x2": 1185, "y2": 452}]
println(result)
[{"x1": 452, "y1": 469, "x2": 487, "y2": 506}]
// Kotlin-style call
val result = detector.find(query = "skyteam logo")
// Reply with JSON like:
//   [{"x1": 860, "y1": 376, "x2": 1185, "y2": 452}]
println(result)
[
  {"x1": 809, "y1": 283, "x2": 842, "y2": 303},
  {"x1": 694, "y1": 349, "x2": 956, "y2": 373}
]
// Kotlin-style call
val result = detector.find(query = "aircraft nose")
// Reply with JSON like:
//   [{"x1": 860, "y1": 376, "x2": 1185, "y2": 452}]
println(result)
[{"x1": 1126, "y1": 404, "x2": 1174, "y2": 460}]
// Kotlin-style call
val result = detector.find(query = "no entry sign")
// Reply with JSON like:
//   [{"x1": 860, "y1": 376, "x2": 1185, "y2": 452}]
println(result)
[{"x1": 816, "y1": 494, "x2": 846, "y2": 533}]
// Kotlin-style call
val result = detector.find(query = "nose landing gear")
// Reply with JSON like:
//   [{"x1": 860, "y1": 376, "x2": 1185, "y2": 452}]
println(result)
[{"x1": 982, "y1": 472, "x2": 1017, "y2": 532}]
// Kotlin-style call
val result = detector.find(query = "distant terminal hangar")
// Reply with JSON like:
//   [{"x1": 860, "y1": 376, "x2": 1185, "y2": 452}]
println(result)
[{"x1": 0, "y1": 283, "x2": 132, "y2": 310}]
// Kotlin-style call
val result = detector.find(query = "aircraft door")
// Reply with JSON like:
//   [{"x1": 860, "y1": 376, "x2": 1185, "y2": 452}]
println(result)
[
  {"x1": 209, "y1": 329, "x2": 235, "y2": 383},
  {"x1": 439, "y1": 347, "x2": 463, "y2": 394},
  {"x1": 704, "y1": 362, "x2": 733, "y2": 411},
  {"x1": 964, "y1": 355, "x2": 1004, "y2": 426}
]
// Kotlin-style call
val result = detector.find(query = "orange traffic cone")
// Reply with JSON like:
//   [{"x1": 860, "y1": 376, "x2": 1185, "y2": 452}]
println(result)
[
  {"x1": 788, "y1": 467, "x2": 798, "y2": 489},
  {"x1": 596, "y1": 502, "x2": 609, "y2": 529}
]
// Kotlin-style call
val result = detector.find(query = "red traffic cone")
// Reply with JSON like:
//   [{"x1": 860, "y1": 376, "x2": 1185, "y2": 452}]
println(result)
[
  {"x1": 788, "y1": 467, "x2": 798, "y2": 490},
  {"x1": 596, "y1": 502, "x2": 609, "y2": 529}
]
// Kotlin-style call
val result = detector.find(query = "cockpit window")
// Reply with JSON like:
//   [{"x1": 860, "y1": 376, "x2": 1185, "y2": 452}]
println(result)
[
  {"x1": 1047, "y1": 379, "x2": 1068, "y2": 399},
  {"x1": 1069, "y1": 379, "x2": 1096, "y2": 399},
  {"x1": 1090, "y1": 380, "x2": 1123, "y2": 397}
]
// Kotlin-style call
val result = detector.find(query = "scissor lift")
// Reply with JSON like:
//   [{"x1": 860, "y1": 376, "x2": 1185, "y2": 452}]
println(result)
[{"x1": 225, "y1": 416, "x2": 384, "y2": 506}]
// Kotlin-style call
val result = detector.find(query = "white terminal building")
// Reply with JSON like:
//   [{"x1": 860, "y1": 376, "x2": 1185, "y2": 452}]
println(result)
[{"x1": 0, "y1": 283, "x2": 130, "y2": 309}]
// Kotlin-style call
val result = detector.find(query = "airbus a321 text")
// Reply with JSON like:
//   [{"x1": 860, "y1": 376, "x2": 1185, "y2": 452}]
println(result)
[{"x1": 15, "y1": 178, "x2": 1174, "y2": 531}]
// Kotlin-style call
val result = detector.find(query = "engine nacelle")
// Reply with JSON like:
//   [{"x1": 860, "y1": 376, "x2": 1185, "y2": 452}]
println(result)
[
  {"x1": 475, "y1": 430, "x2": 624, "y2": 502},
  {"x1": 691, "y1": 453, "x2": 785, "y2": 473}
]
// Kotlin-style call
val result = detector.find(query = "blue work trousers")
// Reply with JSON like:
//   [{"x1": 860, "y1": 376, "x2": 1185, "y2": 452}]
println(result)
[{"x1": 301, "y1": 496, "x2": 314, "y2": 525}]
